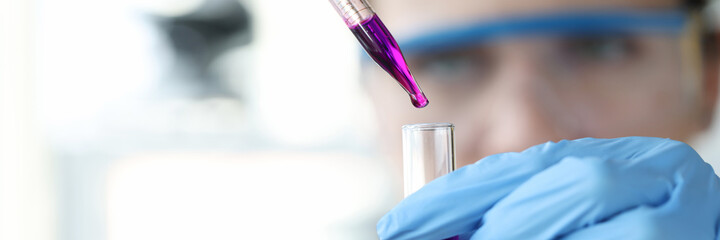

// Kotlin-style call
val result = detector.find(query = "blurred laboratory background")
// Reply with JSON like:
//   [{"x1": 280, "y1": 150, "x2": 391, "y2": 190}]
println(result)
[
  {"x1": 2, "y1": 0, "x2": 391, "y2": 239},
  {"x1": 1, "y1": 0, "x2": 720, "y2": 239}
]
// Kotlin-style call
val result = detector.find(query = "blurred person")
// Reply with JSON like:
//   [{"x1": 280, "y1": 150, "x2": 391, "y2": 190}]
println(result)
[{"x1": 367, "y1": 0, "x2": 720, "y2": 239}]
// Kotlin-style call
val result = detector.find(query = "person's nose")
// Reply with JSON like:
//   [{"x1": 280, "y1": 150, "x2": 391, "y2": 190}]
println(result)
[{"x1": 455, "y1": 46, "x2": 581, "y2": 166}]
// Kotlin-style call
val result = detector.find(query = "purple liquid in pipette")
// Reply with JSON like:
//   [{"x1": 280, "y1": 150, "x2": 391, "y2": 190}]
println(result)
[{"x1": 350, "y1": 15, "x2": 429, "y2": 108}]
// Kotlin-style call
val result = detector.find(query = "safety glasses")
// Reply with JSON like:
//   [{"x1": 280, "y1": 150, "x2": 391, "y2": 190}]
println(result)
[{"x1": 376, "y1": 9, "x2": 700, "y2": 109}]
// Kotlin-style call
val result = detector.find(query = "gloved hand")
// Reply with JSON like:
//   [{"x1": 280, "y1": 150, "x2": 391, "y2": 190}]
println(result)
[{"x1": 377, "y1": 137, "x2": 720, "y2": 240}]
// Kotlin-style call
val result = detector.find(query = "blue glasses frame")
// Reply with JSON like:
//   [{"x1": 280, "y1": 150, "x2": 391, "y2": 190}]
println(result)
[{"x1": 398, "y1": 9, "x2": 688, "y2": 55}]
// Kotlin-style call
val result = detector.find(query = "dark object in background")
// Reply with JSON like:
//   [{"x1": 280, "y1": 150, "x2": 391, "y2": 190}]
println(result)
[{"x1": 153, "y1": 0, "x2": 252, "y2": 98}]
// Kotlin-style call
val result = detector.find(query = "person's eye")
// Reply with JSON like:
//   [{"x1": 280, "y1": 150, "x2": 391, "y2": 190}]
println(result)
[
  {"x1": 409, "y1": 50, "x2": 491, "y2": 84},
  {"x1": 560, "y1": 35, "x2": 638, "y2": 62}
]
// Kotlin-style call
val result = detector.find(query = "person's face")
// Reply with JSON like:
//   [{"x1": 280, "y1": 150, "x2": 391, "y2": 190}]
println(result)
[{"x1": 366, "y1": 0, "x2": 718, "y2": 168}]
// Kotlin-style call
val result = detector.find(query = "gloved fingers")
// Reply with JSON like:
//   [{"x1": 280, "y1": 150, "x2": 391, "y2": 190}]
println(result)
[
  {"x1": 470, "y1": 156, "x2": 673, "y2": 240},
  {"x1": 473, "y1": 140, "x2": 720, "y2": 240},
  {"x1": 377, "y1": 137, "x2": 707, "y2": 240},
  {"x1": 378, "y1": 137, "x2": 656, "y2": 239},
  {"x1": 561, "y1": 206, "x2": 677, "y2": 240},
  {"x1": 471, "y1": 139, "x2": 713, "y2": 240},
  {"x1": 377, "y1": 143, "x2": 562, "y2": 240},
  {"x1": 562, "y1": 204, "x2": 720, "y2": 240},
  {"x1": 562, "y1": 177, "x2": 720, "y2": 240}
]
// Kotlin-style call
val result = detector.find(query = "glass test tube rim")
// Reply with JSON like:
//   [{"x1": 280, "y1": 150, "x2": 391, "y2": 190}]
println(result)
[{"x1": 402, "y1": 122, "x2": 454, "y2": 131}]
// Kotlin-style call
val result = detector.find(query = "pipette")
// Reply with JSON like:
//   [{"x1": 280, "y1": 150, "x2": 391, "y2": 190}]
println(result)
[{"x1": 329, "y1": 0, "x2": 429, "y2": 108}]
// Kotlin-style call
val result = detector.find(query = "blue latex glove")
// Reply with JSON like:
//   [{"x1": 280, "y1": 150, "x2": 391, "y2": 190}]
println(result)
[{"x1": 377, "y1": 137, "x2": 720, "y2": 240}]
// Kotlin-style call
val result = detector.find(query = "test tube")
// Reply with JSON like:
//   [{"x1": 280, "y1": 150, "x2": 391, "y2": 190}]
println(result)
[{"x1": 402, "y1": 123, "x2": 456, "y2": 197}]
